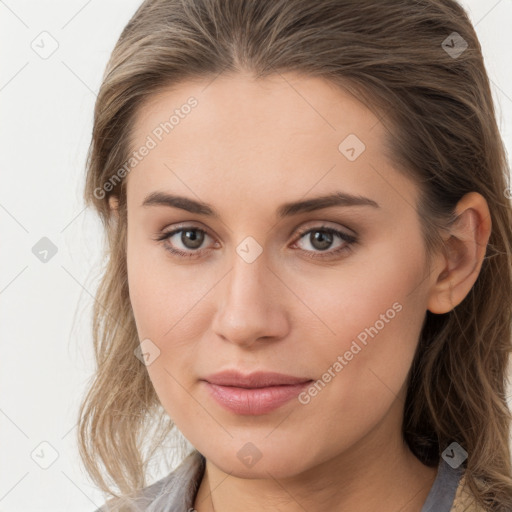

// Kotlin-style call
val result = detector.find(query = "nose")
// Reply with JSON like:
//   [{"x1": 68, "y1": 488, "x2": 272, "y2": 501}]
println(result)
[{"x1": 211, "y1": 251, "x2": 290, "y2": 348}]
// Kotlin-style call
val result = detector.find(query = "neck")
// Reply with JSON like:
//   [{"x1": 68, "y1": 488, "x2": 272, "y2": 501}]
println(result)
[{"x1": 193, "y1": 409, "x2": 438, "y2": 512}]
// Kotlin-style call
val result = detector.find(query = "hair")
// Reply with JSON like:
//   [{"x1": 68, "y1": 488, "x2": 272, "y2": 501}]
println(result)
[{"x1": 78, "y1": 0, "x2": 512, "y2": 509}]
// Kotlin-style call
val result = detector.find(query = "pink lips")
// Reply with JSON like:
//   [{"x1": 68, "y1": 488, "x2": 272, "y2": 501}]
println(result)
[{"x1": 202, "y1": 370, "x2": 313, "y2": 415}]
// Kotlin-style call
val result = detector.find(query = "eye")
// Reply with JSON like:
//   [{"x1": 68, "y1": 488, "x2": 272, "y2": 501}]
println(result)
[
  {"x1": 154, "y1": 223, "x2": 357, "y2": 260},
  {"x1": 292, "y1": 225, "x2": 357, "y2": 259},
  {"x1": 154, "y1": 225, "x2": 215, "y2": 258}
]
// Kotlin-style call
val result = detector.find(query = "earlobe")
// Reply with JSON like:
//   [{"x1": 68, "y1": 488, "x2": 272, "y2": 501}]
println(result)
[
  {"x1": 427, "y1": 192, "x2": 492, "y2": 314},
  {"x1": 109, "y1": 196, "x2": 119, "y2": 218}
]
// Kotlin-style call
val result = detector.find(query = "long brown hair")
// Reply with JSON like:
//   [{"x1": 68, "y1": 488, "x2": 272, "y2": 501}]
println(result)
[{"x1": 78, "y1": 0, "x2": 512, "y2": 509}]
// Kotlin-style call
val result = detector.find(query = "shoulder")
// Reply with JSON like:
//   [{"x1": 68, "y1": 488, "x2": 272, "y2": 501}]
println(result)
[
  {"x1": 93, "y1": 450, "x2": 205, "y2": 512},
  {"x1": 450, "y1": 473, "x2": 488, "y2": 512}
]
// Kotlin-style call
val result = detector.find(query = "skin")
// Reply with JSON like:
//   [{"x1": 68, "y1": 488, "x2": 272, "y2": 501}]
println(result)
[{"x1": 110, "y1": 71, "x2": 491, "y2": 512}]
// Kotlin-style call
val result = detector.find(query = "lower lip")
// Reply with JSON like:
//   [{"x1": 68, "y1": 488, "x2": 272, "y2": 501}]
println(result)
[{"x1": 203, "y1": 381, "x2": 312, "y2": 415}]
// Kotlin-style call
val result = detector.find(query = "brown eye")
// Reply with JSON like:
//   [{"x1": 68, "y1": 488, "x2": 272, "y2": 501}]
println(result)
[
  {"x1": 177, "y1": 228, "x2": 205, "y2": 250},
  {"x1": 155, "y1": 224, "x2": 357, "y2": 260},
  {"x1": 293, "y1": 226, "x2": 357, "y2": 260},
  {"x1": 156, "y1": 226, "x2": 214, "y2": 258}
]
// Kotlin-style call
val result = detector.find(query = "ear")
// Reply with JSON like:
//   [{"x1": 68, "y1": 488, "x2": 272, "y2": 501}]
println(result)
[
  {"x1": 427, "y1": 192, "x2": 492, "y2": 314},
  {"x1": 109, "y1": 195, "x2": 119, "y2": 218}
]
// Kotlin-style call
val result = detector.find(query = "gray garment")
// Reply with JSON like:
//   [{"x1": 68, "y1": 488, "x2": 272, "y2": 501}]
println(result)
[
  {"x1": 94, "y1": 450, "x2": 463, "y2": 512},
  {"x1": 421, "y1": 457, "x2": 464, "y2": 512}
]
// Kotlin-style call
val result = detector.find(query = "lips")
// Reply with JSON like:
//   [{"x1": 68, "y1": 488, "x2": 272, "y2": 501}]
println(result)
[
  {"x1": 203, "y1": 370, "x2": 311, "y2": 388},
  {"x1": 201, "y1": 370, "x2": 313, "y2": 415}
]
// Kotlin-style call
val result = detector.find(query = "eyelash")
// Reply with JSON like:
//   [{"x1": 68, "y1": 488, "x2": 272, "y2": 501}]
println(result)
[{"x1": 154, "y1": 223, "x2": 357, "y2": 261}]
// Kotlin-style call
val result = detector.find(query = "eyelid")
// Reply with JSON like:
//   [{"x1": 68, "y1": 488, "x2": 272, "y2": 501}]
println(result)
[
  {"x1": 292, "y1": 219, "x2": 356, "y2": 237},
  {"x1": 291, "y1": 223, "x2": 356, "y2": 251},
  {"x1": 154, "y1": 223, "x2": 214, "y2": 246},
  {"x1": 155, "y1": 220, "x2": 357, "y2": 259},
  {"x1": 156, "y1": 220, "x2": 354, "y2": 242}
]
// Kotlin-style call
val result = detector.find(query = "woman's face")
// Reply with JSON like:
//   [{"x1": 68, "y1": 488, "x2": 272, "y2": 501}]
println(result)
[{"x1": 124, "y1": 72, "x2": 439, "y2": 478}]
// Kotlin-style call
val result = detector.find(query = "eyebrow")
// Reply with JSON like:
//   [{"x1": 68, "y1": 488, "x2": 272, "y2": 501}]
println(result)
[{"x1": 141, "y1": 191, "x2": 380, "y2": 218}]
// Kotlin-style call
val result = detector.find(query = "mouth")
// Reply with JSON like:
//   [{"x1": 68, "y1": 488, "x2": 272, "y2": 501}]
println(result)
[{"x1": 201, "y1": 370, "x2": 313, "y2": 415}]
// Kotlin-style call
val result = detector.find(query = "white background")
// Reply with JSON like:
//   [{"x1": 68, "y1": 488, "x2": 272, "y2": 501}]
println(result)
[{"x1": 0, "y1": 1, "x2": 511, "y2": 510}]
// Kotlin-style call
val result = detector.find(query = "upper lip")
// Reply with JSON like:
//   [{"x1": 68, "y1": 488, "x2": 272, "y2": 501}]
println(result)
[{"x1": 203, "y1": 370, "x2": 312, "y2": 388}]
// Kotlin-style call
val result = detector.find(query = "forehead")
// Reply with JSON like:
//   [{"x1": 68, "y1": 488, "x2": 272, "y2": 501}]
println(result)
[
  {"x1": 125, "y1": 72, "x2": 417, "y2": 218},
  {"x1": 130, "y1": 71, "x2": 382, "y2": 153}
]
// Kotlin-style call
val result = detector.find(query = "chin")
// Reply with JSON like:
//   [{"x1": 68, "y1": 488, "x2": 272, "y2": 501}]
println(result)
[{"x1": 201, "y1": 440, "x2": 319, "y2": 480}]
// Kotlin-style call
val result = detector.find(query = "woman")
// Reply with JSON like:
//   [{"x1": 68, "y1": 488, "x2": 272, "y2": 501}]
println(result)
[{"x1": 78, "y1": 0, "x2": 512, "y2": 510}]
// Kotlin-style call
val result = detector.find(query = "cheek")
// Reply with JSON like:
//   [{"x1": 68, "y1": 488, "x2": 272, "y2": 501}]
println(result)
[
  {"x1": 127, "y1": 219, "x2": 427, "y2": 371},
  {"x1": 294, "y1": 240, "x2": 428, "y2": 425},
  {"x1": 126, "y1": 232, "x2": 215, "y2": 413},
  {"x1": 290, "y1": 233, "x2": 427, "y2": 354},
  {"x1": 126, "y1": 226, "x2": 208, "y2": 339},
  {"x1": 126, "y1": 247, "x2": 204, "y2": 421},
  {"x1": 127, "y1": 217, "x2": 427, "y2": 411}
]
